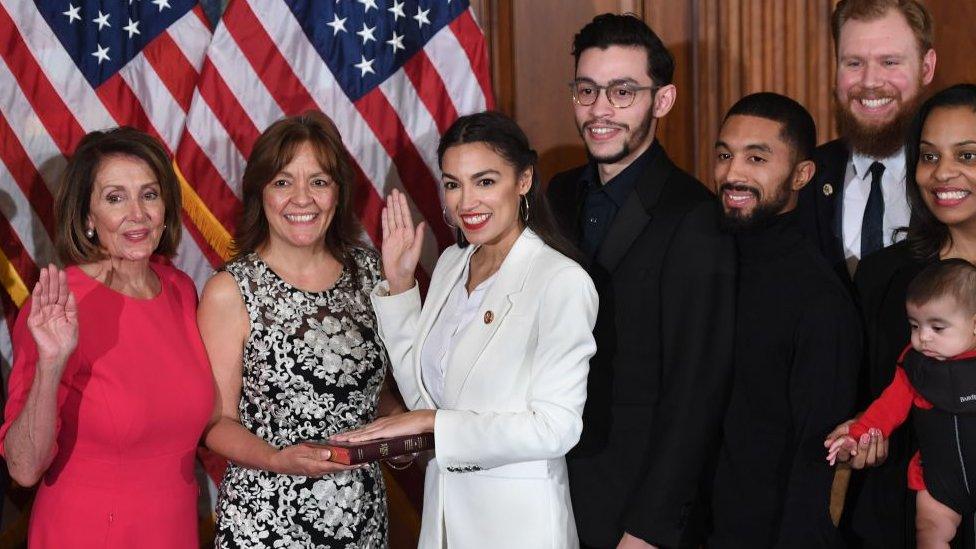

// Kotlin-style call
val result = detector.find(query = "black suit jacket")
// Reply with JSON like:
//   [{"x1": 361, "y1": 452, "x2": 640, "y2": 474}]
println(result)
[
  {"x1": 796, "y1": 138, "x2": 851, "y2": 282},
  {"x1": 548, "y1": 142, "x2": 736, "y2": 548}
]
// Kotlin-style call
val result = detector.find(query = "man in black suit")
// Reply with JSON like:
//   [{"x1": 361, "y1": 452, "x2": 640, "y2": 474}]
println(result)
[
  {"x1": 547, "y1": 14, "x2": 736, "y2": 549},
  {"x1": 796, "y1": 0, "x2": 936, "y2": 279}
]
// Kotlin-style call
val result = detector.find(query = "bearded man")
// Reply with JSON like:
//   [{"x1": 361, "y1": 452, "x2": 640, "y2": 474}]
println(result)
[
  {"x1": 709, "y1": 92, "x2": 860, "y2": 548},
  {"x1": 547, "y1": 13, "x2": 736, "y2": 549},
  {"x1": 796, "y1": 0, "x2": 936, "y2": 278}
]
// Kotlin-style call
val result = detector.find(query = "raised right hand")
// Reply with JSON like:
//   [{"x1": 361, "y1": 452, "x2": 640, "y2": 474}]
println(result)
[
  {"x1": 381, "y1": 189, "x2": 426, "y2": 295},
  {"x1": 27, "y1": 265, "x2": 78, "y2": 368},
  {"x1": 268, "y1": 443, "x2": 360, "y2": 477}
]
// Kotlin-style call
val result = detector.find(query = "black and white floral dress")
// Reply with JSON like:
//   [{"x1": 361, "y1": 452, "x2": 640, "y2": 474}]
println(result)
[{"x1": 215, "y1": 249, "x2": 389, "y2": 549}]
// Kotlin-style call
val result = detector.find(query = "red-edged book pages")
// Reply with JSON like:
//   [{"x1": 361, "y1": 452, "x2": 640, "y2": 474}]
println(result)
[{"x1": 308, "y1": 433, "x2": 435, "y2": 465}]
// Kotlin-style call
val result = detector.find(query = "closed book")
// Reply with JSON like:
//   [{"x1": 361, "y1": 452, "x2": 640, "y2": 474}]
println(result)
[{"x1": 308, "y1": 433, "x2": 435, "y2": 465}]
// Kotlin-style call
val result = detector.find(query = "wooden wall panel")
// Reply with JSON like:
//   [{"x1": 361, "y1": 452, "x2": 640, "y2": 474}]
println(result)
[
  {"x1": 476, "y1": 0, "x2": 976, "y2": 187},
  {"x1": 475, "y1": 1, "x2": 660, "y2": 184},
  {"x1": 927, "y1": 1, "x2": 976, "y2": 92},
  {"x1": 691, "y1": 0, "x2": 835, "y2": 186}
]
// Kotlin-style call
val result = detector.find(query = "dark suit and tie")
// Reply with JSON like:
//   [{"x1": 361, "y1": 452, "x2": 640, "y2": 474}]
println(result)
[
  {"x1": 796, "y1": 139, "x2": 908, "y2": 281},
  {"x1": 548, "y1": 141, "x2": 736, "y2": 548}
]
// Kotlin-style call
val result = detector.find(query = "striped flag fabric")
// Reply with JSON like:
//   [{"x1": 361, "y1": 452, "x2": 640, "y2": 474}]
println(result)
[
  {"x1": 178, "y1": 0, "x2": 494, "y2": 278},
  {"x1": 0, "y1": 0, "x2": 213, "y2": 367}
]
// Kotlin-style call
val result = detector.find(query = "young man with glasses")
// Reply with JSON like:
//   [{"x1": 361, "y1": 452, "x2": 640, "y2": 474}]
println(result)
[{"x1": 547, "y1": 13, "x2": 736, "y2": 549}]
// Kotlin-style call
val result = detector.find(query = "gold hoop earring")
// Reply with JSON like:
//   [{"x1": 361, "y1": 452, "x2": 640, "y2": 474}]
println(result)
[
  {"x1": 519, "y1": 194, "x2": 530, "y2": 223},
  {"x1": 442, "y1": 207, "x2": 457, "y2": 229}
]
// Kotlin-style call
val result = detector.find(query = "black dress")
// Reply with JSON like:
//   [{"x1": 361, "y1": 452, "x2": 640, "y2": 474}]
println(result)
[{"x1": 214, "y1": 249, "x2": 389, "y2": 548}]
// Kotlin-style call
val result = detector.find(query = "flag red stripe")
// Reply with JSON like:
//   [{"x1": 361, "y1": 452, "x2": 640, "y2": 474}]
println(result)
[
  {"x1": 0, "y1": 111, "x2": 56, "y2": 236},
  {"x1": 175, "y1": 136, "x2": 242, "y2": 233},
  {"x1": 355, "y1": 89, "x2": 453, "y2": 249},
  {"x1": 141, "y1": 31, "x2": 198, "y2": 114},
  {"x1": 449, "y1": 10, "x2": 495, "y2": 110},
  {"x1": 181, "y1": 211, "x2": 224, "y2": 267},
  {"x1": 94, "y1": 76, "x2": 228, "y2": 265},
  {"x1": 0, "y1": 214, "x2": 39, "y2": 296},
  {"x1": 401, "y1": 51, "x2": 458, "y2": 135},
  {"x1": 1, "y1": 282, "x2": 18, "y2": 354},
  {"x1": 222, "y1": 1, "x2": 312, "y2": 117},
  {"x1": 196, "y1": 58, "x2": 261, "y2": 158},
  {"x1": 350, "y1": 159, "x2": 384, "y2": 246},
  {"x1": 95, "y1": 73, "x2": 154, "y2": 135},
  {"x1": 191, "y1": 4, "x2": 212, "y2": 32},
  {"x1": 221, "y1": 0, "x2": 400, "y2": 247},
  {"x1": 0, "y1": 4, "x2": 87, "y2": 155}
]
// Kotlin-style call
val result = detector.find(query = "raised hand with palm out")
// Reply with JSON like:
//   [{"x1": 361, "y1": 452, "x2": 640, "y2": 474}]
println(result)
[
  {"x1": 28, "y1": 265, "x2": 78, "y2": 373},
  {"x1": 382, "y1": 189, "x2": 426, "y2": 295}
]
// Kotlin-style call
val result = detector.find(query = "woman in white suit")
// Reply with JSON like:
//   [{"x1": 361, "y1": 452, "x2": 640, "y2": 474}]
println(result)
[{"x1": 333, "y1": 111, "x2": 597, "y2": 548}]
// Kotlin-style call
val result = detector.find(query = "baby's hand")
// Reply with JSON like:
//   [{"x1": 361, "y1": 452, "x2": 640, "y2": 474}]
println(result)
[{"x1": 826, "y1": 435, "x2": 858, "y2": 466}]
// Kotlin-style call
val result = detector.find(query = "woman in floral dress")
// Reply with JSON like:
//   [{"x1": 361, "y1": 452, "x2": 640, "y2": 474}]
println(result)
[{"x1": 200, "y1": 111, "x2": 396, "y2": 548}]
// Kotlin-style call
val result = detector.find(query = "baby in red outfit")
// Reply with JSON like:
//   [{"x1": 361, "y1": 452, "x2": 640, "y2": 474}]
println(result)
[{"x1": 826, "y1": 259, "x2": 976, "y2": 548}]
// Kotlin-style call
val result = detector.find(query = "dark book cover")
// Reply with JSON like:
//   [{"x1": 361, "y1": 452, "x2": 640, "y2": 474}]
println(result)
[{"x1": 308, "y1": 433, "x2": 435, "y2": 465}]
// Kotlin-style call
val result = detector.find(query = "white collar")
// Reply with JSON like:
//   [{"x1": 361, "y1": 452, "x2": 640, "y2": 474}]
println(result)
[{"x1": 851, "y1": 149, "x2": 906, "y2": 183}]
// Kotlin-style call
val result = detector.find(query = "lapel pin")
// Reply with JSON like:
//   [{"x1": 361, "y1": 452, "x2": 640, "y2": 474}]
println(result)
[
  {"x1": 822, "y1": 183, "x2": 833, "y2": 197},
  {"x1": 483, "y1": 310, "x2": 494, "y2": 324}
]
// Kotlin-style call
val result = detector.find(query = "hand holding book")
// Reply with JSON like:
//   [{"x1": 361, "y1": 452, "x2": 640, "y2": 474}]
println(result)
[{"x1": 322, "y1": 409, "x2": 437, "y2": 465}]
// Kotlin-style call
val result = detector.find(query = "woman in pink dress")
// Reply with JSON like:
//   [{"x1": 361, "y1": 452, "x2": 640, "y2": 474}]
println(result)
[{"x1": 0, "y1": 127, "x2": 215, "y2": 548}]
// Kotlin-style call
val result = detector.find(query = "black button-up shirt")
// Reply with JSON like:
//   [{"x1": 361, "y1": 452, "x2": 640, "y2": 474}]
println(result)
[{"x1": 578, "y1": 145, "x2": 655, "y2": 260}]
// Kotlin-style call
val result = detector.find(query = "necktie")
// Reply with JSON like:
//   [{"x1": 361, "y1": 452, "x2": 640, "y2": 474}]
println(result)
[{"x1": 861, "y1": 161, "x2": 886, "y2": 258}]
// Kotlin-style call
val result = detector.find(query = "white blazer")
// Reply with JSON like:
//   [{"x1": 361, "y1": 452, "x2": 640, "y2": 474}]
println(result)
[{"x1": 371, "y1": 229, "x2": 598, "y2": 549}]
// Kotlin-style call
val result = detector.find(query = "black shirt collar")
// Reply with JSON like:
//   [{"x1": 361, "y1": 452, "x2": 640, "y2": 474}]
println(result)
[{"x1": 580, "y1": 140, "x2": 659, "y2": 206}]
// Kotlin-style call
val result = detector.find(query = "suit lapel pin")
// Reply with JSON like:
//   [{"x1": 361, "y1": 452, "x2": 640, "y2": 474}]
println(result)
[
  {"x1": 483, "y1": 310, "x2": 494, "y2": 324},
  {"x1": 822, "y1": 183, "x2": 834, "y2": 197}
]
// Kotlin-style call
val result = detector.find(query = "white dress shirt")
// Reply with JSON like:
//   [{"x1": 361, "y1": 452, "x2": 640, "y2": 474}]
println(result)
[
  {"x1": 419, "y1": 258, "x2": 497, "y2": 408},
  {"x1": 842, "y1": 150, "x2": 910, "y2": 273}
]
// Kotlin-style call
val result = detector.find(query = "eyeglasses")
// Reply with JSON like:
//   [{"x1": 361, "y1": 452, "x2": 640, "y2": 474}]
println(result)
[{"x1": 569, "y1": 80, "x2": 657, "y2": 109}]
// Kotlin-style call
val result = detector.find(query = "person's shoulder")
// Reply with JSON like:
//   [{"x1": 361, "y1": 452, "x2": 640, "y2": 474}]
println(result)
[
  {"x1": 854, "y1": 240, "x2": 916, "y2": 287},
  {"x1": 530, "y1": 240, "x2": 594, "y2": 295},
  {"x1": 652, "y1": 153, "x2": 715, "y2": 209},
  {"x1": 796, "y1": 248, "x2": 857, "y2": 311},
  {"x1": 532, "y1": 237, "x2": 584, "y2": 273},
  {"x1": 153, "y1": 261, "x2": 194, "y2": 286},
  {"x1": 549, "y1": 164, "x2": 588, "y2": 186},
  {"x1": 349, "y1": 245, "x2": 381, "y2": 270},
  {"x1": 200, "y1": 270, "x2": 244, "y2": 310},
  {"x1": 814, "y1": 139, "x2": 849, "y2": 164}
]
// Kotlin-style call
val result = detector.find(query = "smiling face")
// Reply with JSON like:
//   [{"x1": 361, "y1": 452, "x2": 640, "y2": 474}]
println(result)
[
  {"x1": 714, "y1": 115, "x2": 813, "y2": 230},
  {"x1": 907, "y1": 295, "x2": 976, "y2": 360},
  {"x1": 87, "y1": 154, "x2": 166, "y2": 262},
  {"x1": 574, "y1": 45, "x2": 664, "y2": 177},
  {"x1": 262, "y1": 141, "x2": 338, "y2": 252},
  {"x1": 834, "y1": 9, "x2": 935, "y2": 157},
  {"x1": 440, "y1": 142, "x2": 531, "y2": 249},
  {"x1": 915, "y1": 106, "x2": 976, "y2": 232}
]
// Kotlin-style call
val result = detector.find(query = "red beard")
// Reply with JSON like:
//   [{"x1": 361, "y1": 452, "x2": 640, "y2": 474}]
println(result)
[{"x1": 834, "y1": 91, "x2": 923, "y2": 158}]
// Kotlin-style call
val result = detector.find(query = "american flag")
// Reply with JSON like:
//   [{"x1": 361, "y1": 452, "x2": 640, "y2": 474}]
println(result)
[
  {"x1": 0, "y1": 0, "x2": 492, "y2": 394},
  {"x1": 0, "y1": 0, "x2": 492, "y2": 542}
]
